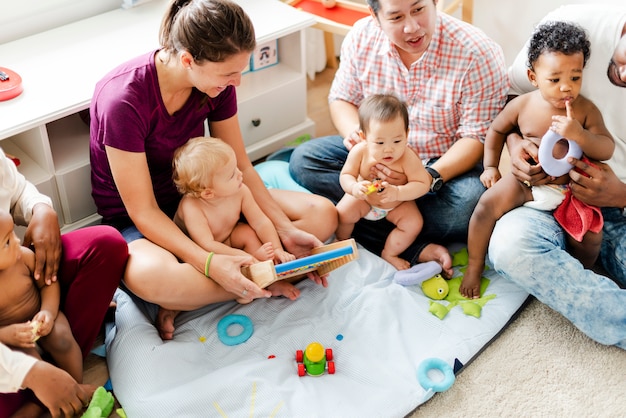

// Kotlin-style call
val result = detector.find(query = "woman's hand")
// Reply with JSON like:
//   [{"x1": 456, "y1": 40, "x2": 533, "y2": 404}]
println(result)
[
  {"x1": 208, "y1": 253, "x2": 271, "y2": 300},
  {"x1": 278, "y1": 227, "x2": 329, "y2": 288},
  {"x1": 507, "y1": 132, "x2": 551, "y2": 187},
  {"x1": 22, "y1": 203, "x2": 61, "y2": 285}
]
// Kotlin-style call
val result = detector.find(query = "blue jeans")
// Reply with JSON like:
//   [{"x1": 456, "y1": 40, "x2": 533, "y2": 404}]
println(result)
[
  {"x1": 489, "y1": 206, "x2": 626, "y2": 349},
  {"x1": 289, "y1": 135, "x2": 485, "y2": 263},
  {"x1": 119, "y1": 225, "x2": 145, "y2": 243}
]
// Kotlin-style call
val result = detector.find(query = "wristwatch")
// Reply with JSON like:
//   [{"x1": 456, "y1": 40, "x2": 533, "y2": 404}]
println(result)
[{"x1": 425, "y1": 166, "x2": 443, "y2": 193}]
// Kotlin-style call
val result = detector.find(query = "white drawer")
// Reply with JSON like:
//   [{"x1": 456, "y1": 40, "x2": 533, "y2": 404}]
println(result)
[{"x1": 238, "y1": 78, "x2": 307, "y2": 149}]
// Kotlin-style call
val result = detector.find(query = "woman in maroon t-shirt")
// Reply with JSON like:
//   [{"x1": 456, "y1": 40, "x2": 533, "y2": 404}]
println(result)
[{"x1": 89, "y1": 0, "x2": 337, "y2": 340}]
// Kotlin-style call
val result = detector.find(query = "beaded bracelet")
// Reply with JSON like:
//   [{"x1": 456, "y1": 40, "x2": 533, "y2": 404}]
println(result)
[{"x1": 204, "y1": 252, "x2": 214, "y2": 277}]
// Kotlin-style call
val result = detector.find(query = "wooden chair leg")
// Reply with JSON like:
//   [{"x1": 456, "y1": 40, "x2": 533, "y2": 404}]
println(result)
[{"x1": 324, "y1": 31, "x2": 338, "y2": 69}]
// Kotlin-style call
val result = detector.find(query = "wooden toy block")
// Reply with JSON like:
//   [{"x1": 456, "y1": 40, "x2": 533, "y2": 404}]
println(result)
[{"x1": 241, "y1": 238, "x2": 359, "y2": 288}]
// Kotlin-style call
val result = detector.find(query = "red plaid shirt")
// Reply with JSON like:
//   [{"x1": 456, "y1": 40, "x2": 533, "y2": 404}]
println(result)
[{"x1": 329, "y1": 13, "x2": 509, "y2": 159}]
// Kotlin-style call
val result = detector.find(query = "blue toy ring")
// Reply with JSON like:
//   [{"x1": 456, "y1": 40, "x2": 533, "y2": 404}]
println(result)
[
  {"x1": 217, "y1": 314, "x2": 254, "y2": 346},
  {"x1": 417, "y1": 358, "x2": 455, "y2": 392}
]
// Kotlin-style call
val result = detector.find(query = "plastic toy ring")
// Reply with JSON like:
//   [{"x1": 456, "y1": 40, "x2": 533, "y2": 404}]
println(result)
[
  {"x1": 217, "y1": 314, "x2": 254, "y2": 346},
  {"x1": 417, "y1": 358, "x2": 455, "y2": 392},
  {"x1": 538, "y1": 130, "x2": 582, "y2": 177}
]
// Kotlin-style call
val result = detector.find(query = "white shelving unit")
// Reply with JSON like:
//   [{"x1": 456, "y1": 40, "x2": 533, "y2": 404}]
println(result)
[{"x1": 0, "y1": 0, "x2": 316, "y2": 232}]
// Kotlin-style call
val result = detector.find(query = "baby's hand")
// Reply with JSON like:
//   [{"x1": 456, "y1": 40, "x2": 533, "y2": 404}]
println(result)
[
  {"x1": 351, "y1": 182, "x2": 369, "y2": 199},
  {"x1": 0, "y1": 323, "x2": 38, "y2": 347},
  {"x1": 378, "y1": 183, "x2": 398, "y2": 203},
  {"x1": 551, "y1": 99, "x2": 584, "y2": 142},
  {"x1": 32, "y1": 311, "x2": 53, "y2": 338},
  {"x1": 480, "y1": 167, "x2": 501, "y2": 188}
]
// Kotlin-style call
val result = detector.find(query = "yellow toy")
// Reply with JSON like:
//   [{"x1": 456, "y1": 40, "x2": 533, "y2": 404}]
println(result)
[{"x1": 421, "y1": 275, "x2": 449, "y2": 300}]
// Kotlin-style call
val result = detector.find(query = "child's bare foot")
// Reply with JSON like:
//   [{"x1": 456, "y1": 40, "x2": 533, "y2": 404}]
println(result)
[
  {"x1": 267, "y1": 281, "x2": 301, "y2": 301},
  {"x1": 253, "y1": 242, "x2": 274, "y2": 261},
  {"x1": 381, "y1": 251, "x2": 410, "y2": 270},
  {"x1": 275, "y1": 249, "x2": 296, "y2": 264},
  {"x1": 460, "y1": 264, "x2": 483, "y2": 299},
  {"x1": 418, "y1": 243, "x2": 453, "y2": 278},
  {"x1": 156, "y1": 307, "x2": 179, "y2": 340}
]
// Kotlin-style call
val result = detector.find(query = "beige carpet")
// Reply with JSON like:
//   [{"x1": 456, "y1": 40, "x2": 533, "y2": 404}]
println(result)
[{"x1": 410, "y1": 298, "x2": 625, "y2": 417}]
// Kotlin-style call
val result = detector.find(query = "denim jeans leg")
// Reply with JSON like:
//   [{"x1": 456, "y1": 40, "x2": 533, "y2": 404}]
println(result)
[
  {"x1": 599, "y1": 207, "x2": 626, "y2": 287},
  {"x1": 289, "y1": 135, "x2": 347, "y2": 204},
  {"x1": 490, "y1": 206, "x2": 626, "y2": 349}
]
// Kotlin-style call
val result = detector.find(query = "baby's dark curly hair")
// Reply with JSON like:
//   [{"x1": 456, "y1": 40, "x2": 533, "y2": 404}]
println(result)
[{"x1": 527, "y1": 21, "x2": 590, "y2": 71}]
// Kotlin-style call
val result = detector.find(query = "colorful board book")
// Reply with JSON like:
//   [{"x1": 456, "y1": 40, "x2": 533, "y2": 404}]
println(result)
[{"x1": 242, "y1": 239, "x2": 359, "y2": 288}]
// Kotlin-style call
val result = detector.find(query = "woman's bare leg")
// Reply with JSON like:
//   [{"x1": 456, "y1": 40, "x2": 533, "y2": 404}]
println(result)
[
  {"x1": 123, "y1": 239, "x2": 239, "y2": 339},
  {"x1": 269, "y1": 189, "x2": 337, "y2": 242}
]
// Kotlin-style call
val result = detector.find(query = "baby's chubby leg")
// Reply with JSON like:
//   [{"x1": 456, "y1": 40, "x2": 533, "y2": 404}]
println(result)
[
  {"x1": 335, "y1": 195, "x2": 370, "y2": 241},
  {"x1": 383, "y1": 202, "x2": 423, "y2": 270},
  {"x1": 462, "y1": 174, "x2": 529, "y2": 299},
  {"x1": 37, "y1": 312, "x2": 82, "y2": 382},
  {"x1": 230, "y1": 223, "x2": 270, "y2": 260}
]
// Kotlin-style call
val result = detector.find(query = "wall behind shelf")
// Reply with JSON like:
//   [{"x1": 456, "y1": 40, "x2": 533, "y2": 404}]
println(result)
[{"x1": 0, "y1": 0, "x2": 120, "y2": 44}]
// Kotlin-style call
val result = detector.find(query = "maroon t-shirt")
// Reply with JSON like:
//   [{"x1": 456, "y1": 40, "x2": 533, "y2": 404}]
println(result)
[{"x1": 89, "y1": 50, "x2": 237, "y2": 226}]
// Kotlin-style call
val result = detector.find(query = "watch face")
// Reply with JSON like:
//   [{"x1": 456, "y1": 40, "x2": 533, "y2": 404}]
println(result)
[{"x1": 431, "y1": 178, "x2": 443, "y2": 192}]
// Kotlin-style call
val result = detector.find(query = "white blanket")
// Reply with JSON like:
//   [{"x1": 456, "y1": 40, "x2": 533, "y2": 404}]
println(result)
[{"x1": 106, "y1": 245, "x2": 528, "y2": 417}]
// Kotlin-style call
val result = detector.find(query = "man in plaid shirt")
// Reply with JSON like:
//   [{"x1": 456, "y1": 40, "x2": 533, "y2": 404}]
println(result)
[{"x1": 290, "y1": 0, "x2": 508, "y2": 274}]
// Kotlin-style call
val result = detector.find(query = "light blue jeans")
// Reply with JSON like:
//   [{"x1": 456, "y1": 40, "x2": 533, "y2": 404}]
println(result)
[
  {"x1": 289, "y1": 135, "x2": 485, "y2": 263},
  {"x1": 489, "y1": 206, "x2": 626, "y2": 349}
]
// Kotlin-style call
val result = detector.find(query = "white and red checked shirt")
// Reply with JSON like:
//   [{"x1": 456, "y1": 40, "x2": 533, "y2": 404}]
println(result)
[{"x1": 329, "y1": 13, "x2": 509, "y2": 160}]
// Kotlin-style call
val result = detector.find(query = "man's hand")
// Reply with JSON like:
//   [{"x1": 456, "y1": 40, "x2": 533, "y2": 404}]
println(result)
[
  {"x1": 369, "y1": 163, "x2": 407, "y2": 186},
  {"x1": 507, "y1": 132, "x2": 551, "y2": 187},
  {"x1": 568, "y1": 158, "x2": 626, "y2": 208},
  {"x1": 22, "y1": 203, "x2": 61, "y2": 285},
  {"x1": 22, "y1": 361, "x2": 96, "y2": 418},
  {"x1": 342, "y1": 129, "x2": 363, "y2": 151}
]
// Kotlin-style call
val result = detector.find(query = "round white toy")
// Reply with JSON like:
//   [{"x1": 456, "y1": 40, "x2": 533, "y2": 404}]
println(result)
[{"x1": 538, "y1": 130, "x2": 582, "y2": 177}]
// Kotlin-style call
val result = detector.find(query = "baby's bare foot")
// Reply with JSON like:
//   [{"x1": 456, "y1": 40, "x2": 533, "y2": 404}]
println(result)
[
  {"x1": 253, "y1": 242, "x2": 274, "y2": 261},
  {"x1": 267, "y1": 281, "x2": 301, "y2": 301},
  {"x1": 460, "y1": 264, "x2": 483, "y2": 299},
  {"x1": 381, "y1": 251, "x2": 410, "y2": 270},
  {"x1": 156, "y1": 307, "x2": 179, "y2": 340},
  {"x1": 418, "y1": 243, "x2": 453, "y2": 278}
]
